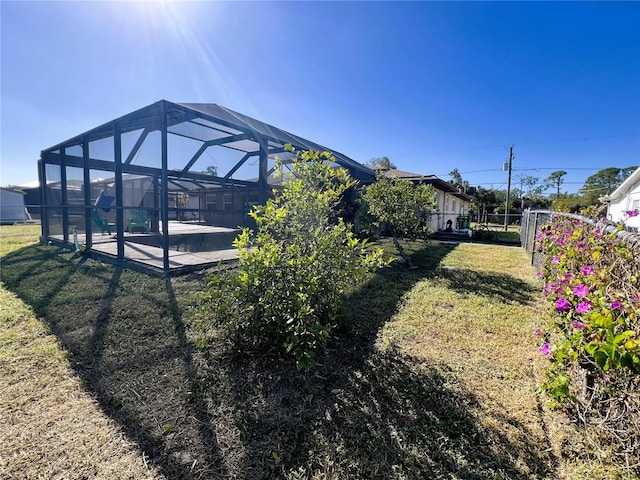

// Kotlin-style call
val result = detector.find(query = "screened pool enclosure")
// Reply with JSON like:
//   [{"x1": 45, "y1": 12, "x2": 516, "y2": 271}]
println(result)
[{"x1": 40, "y1": 100, "x2": 375, "y2": 275}]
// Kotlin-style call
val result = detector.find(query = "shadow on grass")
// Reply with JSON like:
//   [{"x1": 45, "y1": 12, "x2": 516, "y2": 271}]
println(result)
[
  {"x1": 435, "y1": 267, "x2": 539, "y2": 305},
  {"x1": 1, "y1": 244, "x2": 229, "y2": 478},
  {"x1": 205, "y1": 347, "x2": 551, "y2": 479},
  {"x1": 196, "y1": 241, "x2": 552, "y2": 479},
  {"x1": 1, "y1": 241, "x2": 553, "y2": 479}
]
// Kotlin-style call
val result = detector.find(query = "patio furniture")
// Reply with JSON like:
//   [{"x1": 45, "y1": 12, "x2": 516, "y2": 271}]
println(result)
[
  {"x1": 91, "y1": 209, "x2": 115, "y2": 235},
  {"x1": 127, "y1": 209, "x2": 150, "y2": 233}
]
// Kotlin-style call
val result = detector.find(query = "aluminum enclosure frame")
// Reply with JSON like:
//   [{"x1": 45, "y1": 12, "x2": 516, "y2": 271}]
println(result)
[{"x1": 39, "y1": 100, "x2": 375, "y2": 275}]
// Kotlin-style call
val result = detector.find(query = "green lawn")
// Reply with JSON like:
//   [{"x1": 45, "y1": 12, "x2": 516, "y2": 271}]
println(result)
[{"x1": 0, "y1": 225, "x2": 632, "y2": 479}]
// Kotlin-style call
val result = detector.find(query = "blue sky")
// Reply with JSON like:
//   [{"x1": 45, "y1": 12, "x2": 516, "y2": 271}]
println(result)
[{"x1": 2, "y1": 1, "x2": 639, "y2": 195}]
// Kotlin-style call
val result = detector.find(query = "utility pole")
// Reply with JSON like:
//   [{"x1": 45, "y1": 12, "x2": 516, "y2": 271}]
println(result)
[{"x1": 503, "y1": 145, "x2": 513, "y2": 232}]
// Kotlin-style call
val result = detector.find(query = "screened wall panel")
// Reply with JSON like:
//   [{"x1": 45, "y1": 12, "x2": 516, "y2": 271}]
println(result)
[{"x1": 39, "y1": 100, "x2": 374, "y2": 275}]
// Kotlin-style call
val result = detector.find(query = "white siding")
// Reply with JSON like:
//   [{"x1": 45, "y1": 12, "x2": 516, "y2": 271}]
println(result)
[{"x1": 606, "y1": 167, "x2": 640, "y2": 229}]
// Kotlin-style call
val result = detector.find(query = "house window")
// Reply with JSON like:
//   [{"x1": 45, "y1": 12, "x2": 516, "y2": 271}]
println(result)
[
  {"x1": 206, "y1": 194, "x2": 217, "y2": 211},
  {"x1": 452, "y1": 200, "x2": 457, "y2": 214},
  {"x1": 633, "y1": 199, "x2": 640, "y2": 211},
  {"x1": 223, "y1": 193, "x2": 233, "y2": 211}
]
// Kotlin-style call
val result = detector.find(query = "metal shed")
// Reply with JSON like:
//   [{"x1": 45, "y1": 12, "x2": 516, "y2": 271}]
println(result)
[
  {"x1": 39, "y1": 100, "x2": 374, "y2": 275},
  {"x1": 0, "y1": 187, "x2": 29, "y2": 224}
]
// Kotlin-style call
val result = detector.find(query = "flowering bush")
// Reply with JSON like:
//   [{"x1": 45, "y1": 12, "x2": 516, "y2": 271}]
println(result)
[
  {"x1": 535, "y1": 213, "x2": 640, "y2": 470},
  {"x1": 536, "y1": 214, "x2": 640, "y2": 404}
]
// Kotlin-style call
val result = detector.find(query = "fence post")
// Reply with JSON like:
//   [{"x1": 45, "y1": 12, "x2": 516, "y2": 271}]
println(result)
[{"x1": 530, "y1": 212, "x2": 537, "y2": 265}]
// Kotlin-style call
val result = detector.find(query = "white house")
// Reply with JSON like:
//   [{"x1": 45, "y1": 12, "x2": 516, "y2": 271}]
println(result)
[
  {"x1": 369, "y1": 167, "x2": 473, "y2": 232},
  {"x1": 603, "y1": 167, "x2": 640, "y2": 231},
  {"x1": 0, "y1": 187, "x2": 30, "y2": 224}
]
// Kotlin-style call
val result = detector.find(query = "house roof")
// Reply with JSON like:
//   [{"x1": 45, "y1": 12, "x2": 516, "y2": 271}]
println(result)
[
  {"x1": 369, "y1": 166, "x2": 473, "y2": 201},
  {"x1": 603, "y1": 166, "x2": 640, "y2": 201},
  {"x1": 0, "y1": 187, "x2": 26, "y2": 196}
]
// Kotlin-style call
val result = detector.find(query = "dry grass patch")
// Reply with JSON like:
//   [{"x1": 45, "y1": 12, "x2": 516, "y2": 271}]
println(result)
[
  {"x1": 0, "y1": 286, "x2": 165, "y2": 479},
  {"x1": 0, "y1": 225, "x2": 165, "y2": 479},
  {"x1": 376, "y1": 243, "x2": 557, "y2": 478}
]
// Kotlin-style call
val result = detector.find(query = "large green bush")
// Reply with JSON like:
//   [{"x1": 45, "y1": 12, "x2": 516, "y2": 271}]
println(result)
[
  {"x1": 202, "y1": 148, "x2": 388, "y2": 370},
  {"x1": 536, "y1": 213, "x2": 640, "y2": 469}
]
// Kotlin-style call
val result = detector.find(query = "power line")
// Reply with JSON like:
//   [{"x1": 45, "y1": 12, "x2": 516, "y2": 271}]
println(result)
[
  {"x1": 392, "y1": 132, "x2": 639, "y2": 158},
  {"x1": 512, "y1": 167, "x2": 617, "y2": 172}
]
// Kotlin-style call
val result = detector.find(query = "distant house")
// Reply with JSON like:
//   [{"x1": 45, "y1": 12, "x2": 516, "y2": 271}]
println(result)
[
  {"x1": 603, "y1": 166, "x2": 640, "y2": 231},
  {"x1": 0, "y1": 187, "x2": 30, "y2": 224},
  {"x1": 369, "y1": 167, "x2": 473, "y2": 231}
]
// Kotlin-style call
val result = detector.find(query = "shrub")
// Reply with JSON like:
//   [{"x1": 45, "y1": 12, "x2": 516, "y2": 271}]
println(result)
[
  {"x1": 536, "y1": 213, "x2": 640, "y2": 469},
  {"x1": 201, "y1": 148, "x2": 388, "y2": 370},
  {"x1": 361, "y1": 174, "x2": 437, "y2": 267}
]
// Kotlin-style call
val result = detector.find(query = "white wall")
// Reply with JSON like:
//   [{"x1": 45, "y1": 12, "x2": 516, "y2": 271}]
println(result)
[
  {"x1": 606, "y1": 168, "x2": 640, "y2": 229},
  {"x1": 430, "y1": 189, "x2": 470, "y2": 231}
]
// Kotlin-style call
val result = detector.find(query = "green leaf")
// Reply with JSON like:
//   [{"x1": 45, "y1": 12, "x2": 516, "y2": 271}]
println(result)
[
  {"x1": 594, "y1": 349, "x2": 609, "y2": 369},
  {"x1": 584, "y1": 341, "x2": 599, "y2": 355},
  {"x1": 613, "y1": 331, "x2": 635, "y2": 346}
]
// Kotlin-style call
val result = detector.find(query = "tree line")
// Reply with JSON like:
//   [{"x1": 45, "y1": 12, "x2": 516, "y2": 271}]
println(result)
[{"x1": 446, "y1": 166, "x2": 638, "y2": 217}]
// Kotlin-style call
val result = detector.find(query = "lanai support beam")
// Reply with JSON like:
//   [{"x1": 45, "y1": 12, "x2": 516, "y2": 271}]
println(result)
[
  {"x1": 180, "y1": 132, "x2": 253, "y2": 176},
  {"x1": 124, "y1": 127, "x2": 150, "y2": 165},
  {"x1": 161, "y1": 101, "x2": 170, "y2": 273},
  {"x1": 82, "y1": 137, "x2": 92, "y2": 249},
  {"x1": 60, "y1": 147, "x2": 69, "y2": 243},
  {"x1": 258, "y1": 137, "x2": 269, "y2": 204},
  {"x1": 114, "y1": 123, "x2": 125, "y2": 259},
  {"x1": 224, "y1": 152, "x2": 254, "y2": 180}
]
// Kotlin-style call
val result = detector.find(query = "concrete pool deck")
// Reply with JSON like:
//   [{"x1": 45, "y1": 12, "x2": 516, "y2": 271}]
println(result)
[{"x1": 51, "y1": 221, "x2": 240, "y2": 274}]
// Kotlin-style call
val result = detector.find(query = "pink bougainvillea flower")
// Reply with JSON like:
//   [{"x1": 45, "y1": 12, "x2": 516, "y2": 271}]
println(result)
[
  {"x1": 575, "y1": 302, "x2": 590, "y2": 314},
  {"x1": 573, "y1": 284, "x2": 589, "y2": 297},
  {"x1": 555, "y1": 298, "x2": 571, "y2": 311},
  {"x1": 576, "y1": 241, "x2": 585, "y2": 248},
  {"x1": 551, "y1": 256, "x2": 560, "y2": 265},
  {"x1": 559, "y1": 274, "x2": 573, "y2": 284},
  {"x1": 540, "y1": 343, "x2": 551, "y2": 357},
  {"x1": 611, "y1": 301, "x2": 624, "y2": 310},
  {"x1": 572, "y1": 321, "x2": 585, "y2": 329},
  {"x1": 535, "y1": 329, "x2": 542, "y2": 337},
  {"x1": 580, "y1": 265, "x2": 593, "y2": 276},
  {"x1": 627, "y1": 210, "x2": 639, "y2": 217}
]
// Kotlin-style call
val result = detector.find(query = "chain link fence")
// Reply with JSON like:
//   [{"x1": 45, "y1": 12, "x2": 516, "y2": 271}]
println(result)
[
  {"x1": 520, "y1": 210, "x2": 550, "y2": 270},
  {"x1": 521, "y1": 209, "x2": 640, "y2": 271}
]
